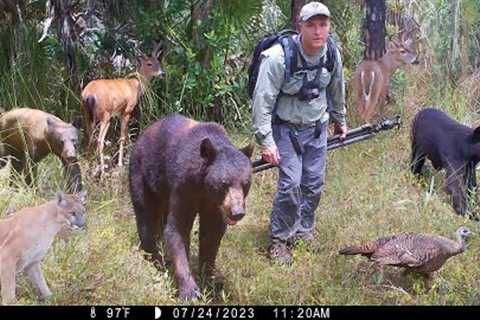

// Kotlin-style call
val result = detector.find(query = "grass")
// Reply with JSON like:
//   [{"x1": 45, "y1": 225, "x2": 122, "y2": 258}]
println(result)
[{"x1": 1, "y1": 67, "x2": 480, "y2": 306}]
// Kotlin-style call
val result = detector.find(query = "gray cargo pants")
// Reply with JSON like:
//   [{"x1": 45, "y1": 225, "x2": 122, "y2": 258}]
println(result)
[{"x1": 270, "y1": 120, "x2": 328, "y2": 241}]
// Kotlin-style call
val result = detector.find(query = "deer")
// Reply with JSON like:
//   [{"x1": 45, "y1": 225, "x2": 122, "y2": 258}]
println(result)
[
  {"x1": 351, "y1": 32, "x2": 419, "y2": 123},
  {"x1": 80, "y1": 43, "x2": 164, "y2": 176}
]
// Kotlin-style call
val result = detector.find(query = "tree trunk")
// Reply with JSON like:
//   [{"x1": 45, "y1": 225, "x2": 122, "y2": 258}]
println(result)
[
  {"x1": 291, "y1": 0, "x2": 307, "y2": 30},
  {"x1": 85, "y1": 0, "x2": 96, "y2": 28},
  {"x1": 363, "y1": 0, "x2": 386, "y2": 60},
  {"x1": 52, "y1": 0, "x2": 78, "y2": 91},
  {"x1": 1, "y1": 0, "x2": 25, "y2": 67},
  {"x1": 191, "y1": 0, "x2": 224, "y2": 122},
  {"x1": 450, "y1": 0, "x2": 461, "y2": 77},
  {"x1": 102, "y1": 0, "x2": 127, "y2": 23},
  {"x1": 191, "y1": 0, "x2": 215, "y2": 68}
]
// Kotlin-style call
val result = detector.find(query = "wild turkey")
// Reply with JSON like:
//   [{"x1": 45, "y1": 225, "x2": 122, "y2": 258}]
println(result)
[{"x1": 338, "y1": 227, "x2": 473, "y2": 274}]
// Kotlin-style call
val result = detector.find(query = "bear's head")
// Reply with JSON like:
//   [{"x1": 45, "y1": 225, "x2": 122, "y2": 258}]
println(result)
[{"x1": 200, "y1": 137, "x2": 254, "y2": 225}]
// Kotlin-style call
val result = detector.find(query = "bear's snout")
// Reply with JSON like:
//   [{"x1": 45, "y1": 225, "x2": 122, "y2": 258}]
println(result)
[
  {"x1": 63, "y1": 154, "x2": 77, "y2": 163},
  {"x1": 230, "y1": 206, "x2": 245, "y2": 222},
  {"x1": 220, "y1": 188, "x2": 246, "y2": 225},
  {"x1": 62, "y1": 144, "x2": 78, "y2": 162}
]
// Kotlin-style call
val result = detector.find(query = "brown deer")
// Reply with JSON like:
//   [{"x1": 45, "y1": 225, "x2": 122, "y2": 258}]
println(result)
[
  {"x1": 80, "y1": 44, "x2": 164, "y2": 175},
  {"x1": 352, "y1": 33, "x2": 419, "y2": 123}
]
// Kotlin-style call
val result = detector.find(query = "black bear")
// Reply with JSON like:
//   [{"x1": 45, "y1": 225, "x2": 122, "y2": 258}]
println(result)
[
  {"x1": 410, "y1": 107, "x2": 480, "y2": 217},
  {"x1": 128, "y1": 113, "x2": 254, "y2": 300}
]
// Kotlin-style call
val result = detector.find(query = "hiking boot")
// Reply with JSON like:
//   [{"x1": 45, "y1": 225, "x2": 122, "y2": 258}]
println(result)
[
  {"x1": 287, "y1": 231, "x2": 315, "y2": 248},
  {"x1": 296, "y1": 231, "x2": 315, "y2": 243},
  {"x1": 268, "y1": 239, "x2": 293, "y2": 265}
]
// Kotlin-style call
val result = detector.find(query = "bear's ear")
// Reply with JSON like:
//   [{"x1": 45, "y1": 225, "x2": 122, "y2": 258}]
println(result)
[
  {"x1": 473, "y1": 126, "x2": 480, "y2": 143},
  {"x1": 200, "y1": 137, "x2": 217, "y2": 164},
  {"x1": 239, "y1": 143, "x2": 254, "y2": 159}
]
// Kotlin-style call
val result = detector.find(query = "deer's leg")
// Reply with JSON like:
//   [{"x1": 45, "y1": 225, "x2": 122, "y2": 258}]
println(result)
[
  {"x1": 356, "y1": 101, "x2": 366, "y2": 122},
  {"x1": 118, "y1": 113, "x2": 131, "y2": 167},
  {"x1": 85, "y1": 118, "x2": 95, "y2": 153},
  {"x1": 97, "y1": 119, "x2": 111, "y2": 175},
  {"x1": 356, "y1": 89, "x2": 368, "y2": 123},
  {"x1": 81, "y1": 105, "x2": 92, "y2": 152},
  {"x1": 363, "y1": 98, "x2": 378, "y2": 123},
  {"x1": 80, "y1": 100, "x2": 96, "y2": 154}
]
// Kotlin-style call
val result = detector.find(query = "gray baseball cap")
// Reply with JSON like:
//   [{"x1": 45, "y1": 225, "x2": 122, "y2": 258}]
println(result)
[{"x1": 299, "y1": 2, "x2": 331, "y2": 22}]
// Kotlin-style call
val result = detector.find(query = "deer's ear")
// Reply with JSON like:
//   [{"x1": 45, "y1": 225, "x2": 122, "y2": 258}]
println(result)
[
  {"x1": 152, "y1": 43, "x2": 163, "y2": 59},
  {"x1": 472, "y1": 126, "x2": 480, "y2": 143}
]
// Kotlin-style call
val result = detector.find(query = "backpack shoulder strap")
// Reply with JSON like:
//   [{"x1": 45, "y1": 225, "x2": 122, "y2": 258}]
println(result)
[
  {"x1": 278, "y1": 34, "x2": 298, "y2": 83},
  {"x1": 325, "y1": 35, "x2": 338, "y2": 73}
]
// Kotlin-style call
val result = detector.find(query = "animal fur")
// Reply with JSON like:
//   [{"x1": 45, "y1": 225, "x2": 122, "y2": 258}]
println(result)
[{"x1": 0, "y1": 191, "x2": 86, "y2": 304}]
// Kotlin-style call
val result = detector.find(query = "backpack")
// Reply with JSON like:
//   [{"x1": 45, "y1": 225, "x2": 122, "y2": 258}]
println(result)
[{"x1": 247, "y1": 29, "x2": 338, "y2": 100}]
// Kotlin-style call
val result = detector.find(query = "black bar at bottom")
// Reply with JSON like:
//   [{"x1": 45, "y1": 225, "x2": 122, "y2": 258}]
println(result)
[{"x1": 0, "y1": 305, "x2": 479, "y2": 320}]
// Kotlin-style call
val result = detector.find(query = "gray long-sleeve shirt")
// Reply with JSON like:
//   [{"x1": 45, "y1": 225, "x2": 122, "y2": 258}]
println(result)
[{"x1": 252, "y1": 36, "x2": 346, "y2": 148}]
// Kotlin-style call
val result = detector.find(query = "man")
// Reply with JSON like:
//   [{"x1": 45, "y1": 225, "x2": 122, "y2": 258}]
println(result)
[{"x1": 252, "y1": 2, "x2": 347, "y2": 265}]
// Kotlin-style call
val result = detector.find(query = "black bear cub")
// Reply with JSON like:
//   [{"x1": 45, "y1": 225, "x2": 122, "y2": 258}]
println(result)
[
  {"x1": 129, "y1": 113, "x2": 254, "y2": 300},
  {"x1": 411, "y1": 107, "x2": 480, "y2": 217}
]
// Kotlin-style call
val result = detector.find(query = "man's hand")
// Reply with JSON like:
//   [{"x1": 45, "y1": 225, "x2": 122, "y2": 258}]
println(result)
[
  {"x1": 261, "y1": 145, "x2": 281, "y2": 166},
  {"x1": 333, "y1": 123, "x2": 348, "y2": 139}
]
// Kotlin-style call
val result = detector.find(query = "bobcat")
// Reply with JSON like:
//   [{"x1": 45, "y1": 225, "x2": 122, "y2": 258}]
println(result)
[{"x1": 0, "y1": 191, "x2": 86, "y2": 304}]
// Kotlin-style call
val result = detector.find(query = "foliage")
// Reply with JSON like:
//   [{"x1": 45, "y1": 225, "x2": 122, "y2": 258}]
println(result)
[{"x1": 402, "y1": 0, "x2": 480, "y2": 82}]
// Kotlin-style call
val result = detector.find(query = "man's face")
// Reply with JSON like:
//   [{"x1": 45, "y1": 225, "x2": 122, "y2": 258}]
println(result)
[{"x1": 300, "y1": 16, "x2": 331, "y2": 50}]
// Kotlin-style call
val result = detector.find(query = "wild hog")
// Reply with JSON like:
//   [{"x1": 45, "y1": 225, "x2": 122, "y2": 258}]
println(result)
[
  {"x1": 411, "y1": 107, "x2": 480, "y2": 217},
  {"x1": 0, "y1": 108, "x2": 82, "y2": 192}
]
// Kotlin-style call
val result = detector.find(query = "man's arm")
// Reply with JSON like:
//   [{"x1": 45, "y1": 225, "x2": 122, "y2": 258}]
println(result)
[
  {"x1": 252, "y1": 50, "x2": 285, "y2": 149},
  {"x1": 327, "y1": 48, "x2": 347, "y2": 131}
]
